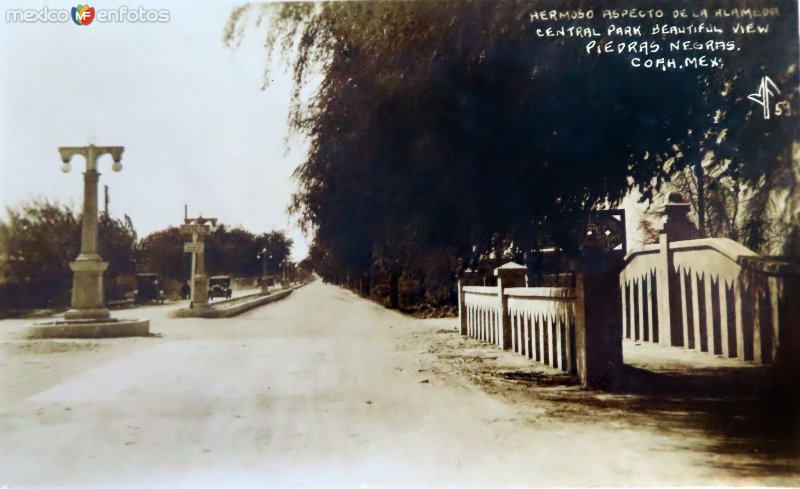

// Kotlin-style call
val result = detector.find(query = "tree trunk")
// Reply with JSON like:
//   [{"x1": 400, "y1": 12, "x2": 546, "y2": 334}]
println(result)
[
  {"x1": 389, "y1": 269, "x2": 400, "y2": 309},
  {"x1": 361, "y1": 272, "x2": 371, "y2": 297},
  {"x1": 695, "y1": 159, "x2": 706, "y2": 237}
]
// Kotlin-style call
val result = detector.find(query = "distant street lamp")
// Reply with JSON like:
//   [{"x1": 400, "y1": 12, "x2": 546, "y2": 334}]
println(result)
[
  {"x1": 256, "y1": 249, "x2": 273, "y2": 275},
  {"x1": 256, "y1": 249, "x2": 272, "y2": 293},
  {"x1": 258, "y1": 250, "x2": 266, "y2": 276},
  {"x1": 59, "y1": 144, "x2": 124, "y2": 321}
]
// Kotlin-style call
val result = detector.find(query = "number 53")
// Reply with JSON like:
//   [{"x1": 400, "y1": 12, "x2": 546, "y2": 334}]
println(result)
[{"x1": 774, "y1": 101, "x2": 792, "y2": 117}]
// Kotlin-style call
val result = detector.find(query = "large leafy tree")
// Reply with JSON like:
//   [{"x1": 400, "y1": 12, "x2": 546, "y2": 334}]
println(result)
[
  {"x1": 99, "y1": 213, "x2": 138, "y2": 275},
  {"x1": 205, "y1": 225, "x2": 260, "y2": 277},
  {"x1": 254, "y1": 230, "x2": 294, "y2": 276},
  {"x1": 643, "y1": 1, "x2": 799, "y2": 254},
  {"x1": 205, "y1": 226, "x2": 293, "y2": 277},
  {"x1": 0, "y1": 200, "x2": 79, "y2": 307},
  {"x1": 227, "y1": 0, "x2": 799, "y2": 305},
  {"x1": 137, "y1": 226, "x2": 186, "y2": 280},
  {"x1": 0, "y1": 200, "x2": 139, "y2": 307}
]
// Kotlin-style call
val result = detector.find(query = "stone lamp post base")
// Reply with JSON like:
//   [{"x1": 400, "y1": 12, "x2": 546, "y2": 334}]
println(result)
[
  {"x1": 64, "y1": 308, "x2": 111, "y2": 321},
  {"x1": 27, "y1": 256, "x2": 150, "y2": 339},
  {"x1": 261, "y1": 276, "x2": 271, "y2": 294},
  {"x1": 63, "y1": 256, "x2": 110, "y2": 320},
  {"x1": 27, "y1": 318, "x2": 150, "y2": 339}
]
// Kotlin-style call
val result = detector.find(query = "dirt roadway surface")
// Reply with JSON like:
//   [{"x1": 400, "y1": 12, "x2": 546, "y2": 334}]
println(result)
[{"x1": 1, "y1": 281, "x2": 798, "y2": 488}]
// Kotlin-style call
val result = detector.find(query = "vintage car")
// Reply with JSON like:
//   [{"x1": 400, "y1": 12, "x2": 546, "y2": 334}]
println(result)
[
  {"x1": 134, "y1": 273, "x2": 165, "y2": 304},
  {"x1": 208, "y1": 275, "x2": 233, "y2": 299}
]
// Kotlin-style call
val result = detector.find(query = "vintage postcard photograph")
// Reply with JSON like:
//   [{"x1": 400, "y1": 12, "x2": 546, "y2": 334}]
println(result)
[{"x1": 0, "y1": 0, "x2": 798, "y2": 487}]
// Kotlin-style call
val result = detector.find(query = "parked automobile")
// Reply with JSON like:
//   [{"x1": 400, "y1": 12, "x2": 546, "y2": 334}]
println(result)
[
  {"x1": 134, "y1": 273, "x2": 165, "y2": 304},
  {"x1": 208, "y1": 275, "x2": 233, "y2": 299}
]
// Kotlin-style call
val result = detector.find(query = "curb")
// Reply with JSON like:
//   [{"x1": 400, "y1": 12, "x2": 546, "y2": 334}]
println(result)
[
  {"x1": 171, "y1": 283, "x2": 308, "y2": 319},
  {"x1": 27, "y1": 318, "x2": 151, "y2": 339}
]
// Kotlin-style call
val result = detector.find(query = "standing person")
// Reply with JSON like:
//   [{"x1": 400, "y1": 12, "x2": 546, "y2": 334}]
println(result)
[{"x1": 180, "y1": 280, "x2": 191, "y2": 300}]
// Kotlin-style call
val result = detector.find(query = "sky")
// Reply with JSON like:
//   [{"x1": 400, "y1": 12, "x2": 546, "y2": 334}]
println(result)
[{"x1": 0, "y1": 0, "x2": 312, "y2": 260}]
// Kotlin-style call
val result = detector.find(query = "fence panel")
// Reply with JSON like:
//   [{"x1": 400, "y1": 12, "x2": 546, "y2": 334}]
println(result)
[
  {"x1": 463, "y1": 286, "x2": 502, "y2": 347},
  {"x1": 462, "y1": 284, "x2": 576, "y2": 373},
  {"x1": 622, "y1": 237, "x2": 799, "y2": 365}
]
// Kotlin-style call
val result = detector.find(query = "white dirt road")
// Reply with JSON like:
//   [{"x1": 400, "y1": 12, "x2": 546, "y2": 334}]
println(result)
[{"x1": 1, "y1": 281, "x2": 798, "y2": 488}]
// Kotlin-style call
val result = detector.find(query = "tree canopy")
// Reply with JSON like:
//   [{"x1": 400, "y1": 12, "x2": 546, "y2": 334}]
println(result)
[
  {"x1": 0, "y1": 200, "x2": 137, "y2": 307},
  {"x1": 227, "y1": 0, "x2": 799, "y2": 305},
  {"x1": 137, "y1": 226, "x2": 293, "y2": 280}
]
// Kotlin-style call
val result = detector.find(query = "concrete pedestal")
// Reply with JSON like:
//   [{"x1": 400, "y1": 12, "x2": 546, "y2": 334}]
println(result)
[
  {"x1": 191, "y1": 274, "x2": 210, "y2": 309},
  {"x1": 64, "y1": 256, "x2": 110, "y2": 320}
]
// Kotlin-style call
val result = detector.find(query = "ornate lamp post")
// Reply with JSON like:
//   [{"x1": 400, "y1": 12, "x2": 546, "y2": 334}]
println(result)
[
  {"x1": 59, "y1": 144, "x2": 124, "y2": 321},
  {"x1": 27, "y1": 143, "x2": 149, "y2": 338},
  {"x1": 257, "y1": 249, "x2": 270, "y2": 277}
]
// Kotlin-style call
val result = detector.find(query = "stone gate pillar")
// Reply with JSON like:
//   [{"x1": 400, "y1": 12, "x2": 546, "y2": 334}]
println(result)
[
  {"x1": 495, "y1": 262, "x2": 527, "y2": 350},
  {"x1": 656, "y1": 192, "x2": 700, "y2": 346},
  {"x1": 576, "y1": 243, "x2": 624, "y2": 389},
  {"x1": 661, "y1": 192, "x2": 700, "y2": 241}
]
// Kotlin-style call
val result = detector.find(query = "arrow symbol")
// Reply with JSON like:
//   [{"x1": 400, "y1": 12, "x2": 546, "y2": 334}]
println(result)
[{"x1": 748, "y1": 76, "x2": 781, "y2": 120}]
